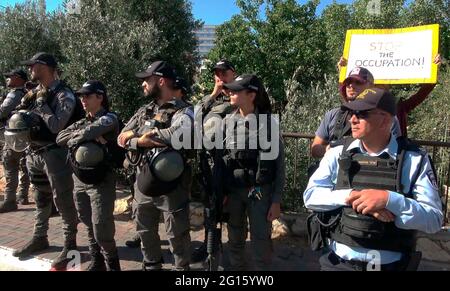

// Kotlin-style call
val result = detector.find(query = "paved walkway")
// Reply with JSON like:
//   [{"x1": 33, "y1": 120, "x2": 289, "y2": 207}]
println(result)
[{"x1": 0, "y1": 195, "x2": 322, "y2": 271}]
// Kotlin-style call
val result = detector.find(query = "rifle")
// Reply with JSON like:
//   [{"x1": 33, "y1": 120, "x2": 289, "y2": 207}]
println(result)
[{"x1": 199, "y1": 148, "x2": 226, "y2": 271}]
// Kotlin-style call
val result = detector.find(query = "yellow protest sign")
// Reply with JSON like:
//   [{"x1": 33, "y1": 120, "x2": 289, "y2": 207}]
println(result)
[{"x1": 339, "y1": 24, "x2": 439, "y2": 84}]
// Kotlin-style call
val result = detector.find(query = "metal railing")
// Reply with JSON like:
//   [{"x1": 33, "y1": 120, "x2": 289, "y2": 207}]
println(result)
[{"x1": 281, "y1": 132, "x2": 450, "y2": 225}]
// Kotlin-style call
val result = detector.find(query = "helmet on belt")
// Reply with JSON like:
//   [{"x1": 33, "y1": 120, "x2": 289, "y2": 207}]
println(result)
[
  {"x1": 69, "y1": 142, "x2": 108, "y2": 184},
  {"x1": 4, "y1": 110, "x2": 40, "y2": 152},
  {"x1": 75, "y1": 142, "x2": 105, "y2": 167},
  {"x1": 137, "y1": 147, "x2": 185, "y2": 197}
]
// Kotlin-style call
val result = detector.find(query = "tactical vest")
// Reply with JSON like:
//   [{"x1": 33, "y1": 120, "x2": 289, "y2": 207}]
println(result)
[
  {"x1": 329, "y1": 109, "x2": 351, "y2": 147},
  {"x1": 31, "y1": 81, "x2": 85, "y2": 144},
  {"x1": 202, "y1": 93, "x2": 235, "y2": 120},
  {"x1": 136, "y1": 99, "x2": 190, "y2": 197},
  {"x1": 137, "y1": 100, "x2": 188, "y2": 135},
  {"x1": 322, "y1": 137, "x2": 427, "y2": 253},
  {"x1": 223, "y1": 113, "x2": 275, "y2": 188}
]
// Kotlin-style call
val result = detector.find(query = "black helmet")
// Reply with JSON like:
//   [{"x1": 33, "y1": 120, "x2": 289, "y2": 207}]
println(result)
[
  {"x1": 69, "y1": 142, "x2": 108, "y2": 184},
  {"x1": 137, "y1": 147, "x2": 185, "y2": 197}
]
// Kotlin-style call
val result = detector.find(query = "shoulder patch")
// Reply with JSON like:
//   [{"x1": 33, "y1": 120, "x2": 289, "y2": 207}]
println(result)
[
  {"x1": 183, "y1": 107, "x2": 194, "y2": 119},
  {"x1": 100, "y1": 115, "x2": 114, "y2": 126}
]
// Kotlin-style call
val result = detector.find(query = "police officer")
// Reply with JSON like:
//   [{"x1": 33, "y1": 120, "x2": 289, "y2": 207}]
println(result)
[
  {"x1": 0, "y1": 68, "x2": 30, "y2": 213},
  {"x1": 173, "y1": 76, "x2": 190, "y2": 101},
  {"x1": 311, "y1": 67, "x2": 402, "y2": 159},
  {"x1": 12, "y1": 52, "x2": 80, "y2": 271},
  {"x1": 220, "y1": 74, "x2": 285, "y2": 271},
  {"x1": 117, "y1": 61, "x2": 193, "y2": 271},
  {"x1": 125, "y1": 75, "x2": 193, "y2": 249},
  {"x1": 304, "y1": 88, "x2": 443, "y2": 271},
  {"x1": 56, "y1": 80, "x2": 121, "y2": 271},
  {"x1": 191, "y1": 59, "x2": 237, "y2": 263}
]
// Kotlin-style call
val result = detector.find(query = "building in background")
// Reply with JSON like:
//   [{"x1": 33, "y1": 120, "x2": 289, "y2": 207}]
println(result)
[{"x1": 195, "y1": 25, "x2": 216, "y2": 58}]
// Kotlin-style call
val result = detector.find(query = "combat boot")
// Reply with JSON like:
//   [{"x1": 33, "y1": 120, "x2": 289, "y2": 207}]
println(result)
[
  {"x1": 191, "y1": 242, "x2": 207, "y2": 263},
  {"x1": 51, "y1": 239, "x2": 77, "y2": 270},
  {"x1": 106, "y1": 257, "x2": 121, "y2": 271},
  {"x1": 125, "y1": 233, "x2": 141, "y2": 248},
  {"x1": 17, "y1": 196, "x2": 29, "y2": 205},
  {"x1": 0, "y1": 200, "x2": 18, "y2": 213},
  {"x1": 86, "y1": 244, "x2": 106, "y2": 271},
  {"x1": 142, "y1": 257, "x2": 164, "y2": 271},
  {"x1": 12, "y1": 236, "x2": 49, "y2": 258}
]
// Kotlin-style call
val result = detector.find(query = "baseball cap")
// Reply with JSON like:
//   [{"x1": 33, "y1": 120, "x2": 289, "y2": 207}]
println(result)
[
  {"x1": 21, "y1": 52, "x2": 58, "y2": 68},
  {"x1": 75, "y1": 80, "x2": 107, "y2": 97},
  {"x1": 212, "y1": 59, "x2": 235, "y2": 72},
  {"x1": 341, "y1": 88, "x2": 397, "y2": 116},
  {"x1": 135, "y1": 61, "x2": 176, "y2": 80},
  {"x1": 3, "y1": 68, "x2": 28, "y2": 81},
  {"x1": 223, "y1": 74, "x2": 262, "y2": 92}
]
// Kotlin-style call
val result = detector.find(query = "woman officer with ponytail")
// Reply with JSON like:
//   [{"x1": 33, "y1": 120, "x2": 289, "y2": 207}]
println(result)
[{"x1": 220, "y1": 74, "x2": 285, "y2": 271}]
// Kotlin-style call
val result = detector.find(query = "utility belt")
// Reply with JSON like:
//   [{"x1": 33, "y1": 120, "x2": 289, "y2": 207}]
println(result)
[{"x1": 224, "y1": 151, "x2": 275, "y2": 188}]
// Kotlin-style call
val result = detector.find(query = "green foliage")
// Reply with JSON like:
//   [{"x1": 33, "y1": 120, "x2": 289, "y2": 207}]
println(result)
[
  {"x1": 281, "y1": 72, "x2": 341, "y2": 211},
  {"x1": 119, "y1": 0, "x2": 202, "y2": 83},
  {"x1": 0, "y1": 0, "x2": 200, "y2": 119},
  {"x1": 197, "y1": 0, "x2": 330, "y2": 110},
  {"x1": 56, "y1": 0, "x2": 165, "y2": 118},
  {"x1": 0, "y1": 1, "x2": 60, "y2": 86}
]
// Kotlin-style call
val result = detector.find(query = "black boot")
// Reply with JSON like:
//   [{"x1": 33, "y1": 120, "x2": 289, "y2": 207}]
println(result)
[
  {"x1": 125, "y1": 233, "x2": 141, "y2": 248},
  {"x1": 51, "y1": 240, "x2": 77, "y2": 270},
  {"x1": 86, "y1": 244, "x2": 107, "y2": 271},
  {"x1": 142, "y1": 257, "x2": 164, "y2": 271},
  {"x1": 0, "y1": 200, "x2": 18, "y2": 213},
  {"x1": 17, "y1": 195, "x2": 29, "y2": 205},
  {"x1": 106, "y1": 257, "x2": 121, "y2": 271},
  {"x1": 12, "y1": 236, "x2": 49, "y2": 258},
  {"x1": 191, "y1": 242, "x2": 208, "y2": 263}
]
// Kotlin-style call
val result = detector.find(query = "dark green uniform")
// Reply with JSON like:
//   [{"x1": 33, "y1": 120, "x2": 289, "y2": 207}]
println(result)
[
  {"x1": 25, "y1": 81, "x2": 78, "y2": 244},
  {"x1": 222, "y1": 109, "x2": 285, "y2": 271},
  {"x1": 57, "y1": 108, "x2": 120, "y2": 270},
  {"x1": 0, "y1": 87, "x2": 30, "y2": 207},
  {"x1": 123, "y1": 98, "x2": 193, "y2": 271}
]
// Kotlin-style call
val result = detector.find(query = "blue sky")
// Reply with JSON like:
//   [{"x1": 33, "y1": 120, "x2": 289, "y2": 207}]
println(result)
[{"x1": 0, "y1": 0, "x2": 353, "y2": 24}]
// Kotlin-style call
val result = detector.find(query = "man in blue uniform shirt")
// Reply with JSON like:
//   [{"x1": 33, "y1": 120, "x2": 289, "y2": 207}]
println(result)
[{"x1": 303, "y1": 88, "x2": 443, "y2": 271}]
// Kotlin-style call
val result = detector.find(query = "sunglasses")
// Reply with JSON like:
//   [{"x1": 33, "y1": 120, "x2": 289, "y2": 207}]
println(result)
[
  {"x1": 345, "y1": 80, "x2": 366, "y2": 87},
  {"x1": 347, "y1": 110, "x2": 377, "y2": 119}
]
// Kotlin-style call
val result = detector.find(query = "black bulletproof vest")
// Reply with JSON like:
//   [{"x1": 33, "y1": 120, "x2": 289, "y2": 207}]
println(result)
[
  {"x1": 224, "y1": 114, "x2": 275, "y2": 187},
  {"x1": 32, "y1": 82, "x2": 85, "y2": 143},
  {"x1": 327, "y1": 137, "x2": 425, "y2": 253}
]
